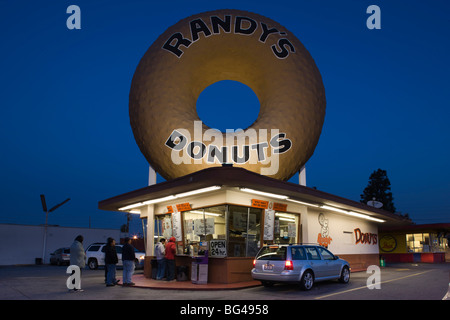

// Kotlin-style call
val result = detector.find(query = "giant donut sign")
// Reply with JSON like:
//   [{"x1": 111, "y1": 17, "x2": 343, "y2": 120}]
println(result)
[{"x1": 129, "y1": 9, "x2": 326, "y2": 181}]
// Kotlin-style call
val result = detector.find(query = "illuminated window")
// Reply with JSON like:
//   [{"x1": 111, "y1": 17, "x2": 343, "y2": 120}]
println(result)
[
  {"x1": 274, "y1": 212, "x2": 299, "y2": 244},
  {"x1": 228, "y1": 205, "x2": 262, "y2": 257},
  {"x1": 182, "y1": 206, "x2": 226, "y2": 255}
]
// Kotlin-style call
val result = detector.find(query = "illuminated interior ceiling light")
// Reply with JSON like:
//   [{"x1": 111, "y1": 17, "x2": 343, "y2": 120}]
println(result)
[
  {"x1": 190, "y1": 210, "x2": 222, "y2": 216},
  {"x1": 175, "y1": 186, "x2": 221, "y2": 198},
  {"x1": 129, "y1": 209, "x2": 141, "y2": 214},
  {"x1": 240, "y1": 188, "x2": 288, "y2": 200},
  {"x1": 320, "y1": 205, "x2": 385, "y2": 223},
  {"x1": 275, "y1": 213, "x2": 296, "y2": 222},
  {"x1": 278, "y1": 217, "x2": 296, "y2": 222},
  {"x1": 275, "y1": 213, "x2": 295, "y2": 219},
  {"x1": 287, "y1": 199, "x2": 319, "y2": 207},
  {"x1": 204, "y1": 212, "x2": 223, "y2": 217}
]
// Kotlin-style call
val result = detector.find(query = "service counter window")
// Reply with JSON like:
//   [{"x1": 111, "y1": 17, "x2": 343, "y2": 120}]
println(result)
[
  {"x1": 228, "y1": 205, "x2": 261, "y2": 257},
  {"x1": 274, "y1": 212, "x2": 299, "y2": 244},
  {"x1": 182, "y1": 206, "x2": 226, "y2": 255},
  {"x1": 152, "y1": 214, "x2": 174, "y2": 253},
  {"x1": 154, "y1": 214, "x2": 173, "y2": 240}
]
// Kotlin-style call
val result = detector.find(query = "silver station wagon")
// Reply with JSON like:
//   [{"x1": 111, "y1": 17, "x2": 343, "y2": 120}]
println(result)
[{"x1": 251, "y1": 244, "x2": 351, "y2": 290}]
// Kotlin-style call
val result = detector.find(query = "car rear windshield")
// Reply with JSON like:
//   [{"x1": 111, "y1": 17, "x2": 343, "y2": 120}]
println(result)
[{"x1": 256, "y1": 246, "x2": 287, "y2": 261}]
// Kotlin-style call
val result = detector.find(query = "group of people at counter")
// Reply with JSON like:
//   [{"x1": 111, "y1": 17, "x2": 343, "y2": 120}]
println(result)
[{"x1": 154, "y1": 236, "x2": 177, "y2": 281}]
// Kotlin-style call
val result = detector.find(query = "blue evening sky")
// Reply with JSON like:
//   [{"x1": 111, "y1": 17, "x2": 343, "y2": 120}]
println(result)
[{"x1": 0, "y1": 0, "x2": 449, "y2": 235}]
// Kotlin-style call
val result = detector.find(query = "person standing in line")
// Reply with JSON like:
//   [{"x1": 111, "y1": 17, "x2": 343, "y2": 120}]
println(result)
[
  {"x1": 122, "y1": 237, "x2": 136, "y2": 286},
  {"x1": 165, "y1": 236, "x2": 177, "y2": 282},
  {"x1": 69, "y1": 235, "x2": 86, "y2": 292},
  {"x1": 155, "y1": 238, "x2": 166, "y2": 280},
  {"x1": 105, "y1": 237, "x2": 119, "y2": 287}
]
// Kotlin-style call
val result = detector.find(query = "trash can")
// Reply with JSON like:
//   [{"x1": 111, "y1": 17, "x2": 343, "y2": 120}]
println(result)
[
  {"x1": 176, "y1": 266, "x2": 188, "y2": 281},
  {"x1": 35, "y1": 258, "x2": 43, "y2": 265},
  {"x1": 151, "y1": 259, "x2": 158, "y2": 279}
]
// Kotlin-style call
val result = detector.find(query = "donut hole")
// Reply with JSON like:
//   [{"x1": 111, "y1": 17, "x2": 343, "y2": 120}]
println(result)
[{"x1": 196, "y1": 80, "x2": 260, "y2": 133}]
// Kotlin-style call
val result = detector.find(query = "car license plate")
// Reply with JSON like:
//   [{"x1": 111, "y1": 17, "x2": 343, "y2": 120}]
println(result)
[{"x1": 263, "y1": 264, "x2": 273, "y2": 271}]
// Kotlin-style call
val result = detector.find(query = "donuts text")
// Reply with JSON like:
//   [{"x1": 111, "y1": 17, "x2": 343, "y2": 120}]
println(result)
[{"x1": 165, "y1": 121, "x2": 292, "y2": 175}]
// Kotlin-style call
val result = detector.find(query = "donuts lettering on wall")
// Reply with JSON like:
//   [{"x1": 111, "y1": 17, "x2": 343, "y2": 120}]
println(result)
[{"x1": 129, "y1": 9, "x2": 326, "y2": 181}]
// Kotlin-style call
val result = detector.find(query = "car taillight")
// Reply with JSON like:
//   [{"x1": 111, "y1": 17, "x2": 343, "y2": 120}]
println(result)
[
  {"x1": 253, "y1": 259, "x2": 256, "y2": 268},
  {"x1": 285, "y1": 260, "x2": 293, "y2": 270}
]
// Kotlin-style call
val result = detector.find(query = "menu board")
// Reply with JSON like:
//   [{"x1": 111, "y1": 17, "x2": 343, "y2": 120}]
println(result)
[
  {"x1": 263, "y1": 209, "x2": 275, "y2": 240},
  {"x1": 288, "y1": 223, "x2": 297, "y2": 237},
  {"x1": 172, "y1": 211, "x2": 183, "y2": 241}
]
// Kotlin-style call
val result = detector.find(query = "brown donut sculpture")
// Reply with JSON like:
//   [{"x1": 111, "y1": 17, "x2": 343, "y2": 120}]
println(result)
[{"x1": 129, "y1": 9, "x2": 326, "y2": 181}]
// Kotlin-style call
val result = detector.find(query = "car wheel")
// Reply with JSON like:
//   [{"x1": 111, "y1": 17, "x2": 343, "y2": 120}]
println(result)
[
  {"x1": 88, "y1": 258, "x2": 98, "y2": 270},
  {"x1": 339, "y1": 266, "x2": 350, "y2": 283},
  {"x1": 300, "y1": 270, "x2": 314, "y2": 290}
]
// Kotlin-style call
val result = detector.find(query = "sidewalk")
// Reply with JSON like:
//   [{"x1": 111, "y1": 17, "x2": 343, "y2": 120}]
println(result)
[
  {"x1": 117, "y1": 267, "x2": 373, "y2": 290},
  {"x1": 117, "y1": 274, "x2": 261, "y2": 290}
]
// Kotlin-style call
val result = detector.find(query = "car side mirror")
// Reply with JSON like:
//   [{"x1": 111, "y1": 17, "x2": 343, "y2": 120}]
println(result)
[{"x1": 334, "y1": 255, "x2": 339, "y2": 260}]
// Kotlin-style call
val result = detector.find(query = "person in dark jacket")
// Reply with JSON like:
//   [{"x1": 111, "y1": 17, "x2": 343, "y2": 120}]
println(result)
[
  {"x1": 122, "y1": 237, "x2": 136, "y2": 286},
  {"x1": 105, "y1": 237, "x2": 119, "y2": 287}
]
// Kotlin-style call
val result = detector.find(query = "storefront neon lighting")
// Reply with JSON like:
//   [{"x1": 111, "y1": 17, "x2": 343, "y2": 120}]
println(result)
[
  {"x1": 118, "y1": 186, "x2": 221, "y2": 211},
  {"x1": 240, "y1": 188, "x2": 288, "y2": 200},
  {"x1": 321, "y1": 205, "x2": 385, "y2": 223}
]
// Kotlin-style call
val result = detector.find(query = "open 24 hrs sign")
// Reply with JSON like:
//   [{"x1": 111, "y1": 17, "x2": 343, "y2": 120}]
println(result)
[{"x1": 209, "y1": 240, "x2": 227, "y2": 257}]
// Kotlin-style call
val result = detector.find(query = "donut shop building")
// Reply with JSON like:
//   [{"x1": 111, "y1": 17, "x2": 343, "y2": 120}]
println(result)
[
  {"x1": 99, "y1": 166, "x2": 408, "y2": 284},
  {"x1": 98, "y1": 9, "x2": 408, "y2": 284}
]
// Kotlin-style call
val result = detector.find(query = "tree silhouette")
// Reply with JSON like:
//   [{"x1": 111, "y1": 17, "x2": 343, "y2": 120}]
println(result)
[{"x1": 360, "y1": 168, "x2": 396, "y2": 213}]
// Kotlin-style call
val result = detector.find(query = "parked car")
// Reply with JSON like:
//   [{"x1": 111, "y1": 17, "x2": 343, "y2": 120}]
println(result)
[
  {"x1": 49, "y1": 247, "x2": 70, "y2": 266},
  {"x1": 85, "y1": 243, "x2": 145, "y2": 270},
  {"x1": 251, "y1": 244, "x2": 350, "y2": 290}
]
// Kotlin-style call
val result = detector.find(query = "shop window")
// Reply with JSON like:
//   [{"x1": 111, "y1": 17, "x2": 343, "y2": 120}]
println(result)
[
  {"x1": 407, "y1": 232, "x2": 447, "y2": 253},
  {"x1": 154, "y1": 214, "x2": 173, "y2": 240},
  {"x1": 228, "y1": 205, "x2": 262, "y2": 257},
  {"x1": 183, "y1": 206, "x2": 226, "y2": 255},
  {"x1": 151, "y1": 214, "x2": 174, "y2": 253},
  {"x1": 274, "y1": 212, "x2": 299, "y2": 244}
]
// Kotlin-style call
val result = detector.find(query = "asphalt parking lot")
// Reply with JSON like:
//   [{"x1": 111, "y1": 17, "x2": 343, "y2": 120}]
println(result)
[{"x1": 0, "y1": 262, "x2": 449, "y2": 301}]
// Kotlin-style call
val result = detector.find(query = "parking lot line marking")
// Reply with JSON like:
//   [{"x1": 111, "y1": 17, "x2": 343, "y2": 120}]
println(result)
[
  {"x1": 314, "y1": 270, "x2": 433, "y2": 300},
  {"x1": 395, "y1": 269, "x2": 410, "y2": 271}
]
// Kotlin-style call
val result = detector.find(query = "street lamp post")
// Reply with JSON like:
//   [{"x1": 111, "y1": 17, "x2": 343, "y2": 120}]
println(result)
[{"x1": 40, "y1": 195, "x2": 70, "y2": 264}]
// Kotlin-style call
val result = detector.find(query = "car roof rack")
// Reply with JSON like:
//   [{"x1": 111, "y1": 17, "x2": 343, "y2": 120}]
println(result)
[{"x1": 288, "y1": 243, "x2": 320, "y2": 246}]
